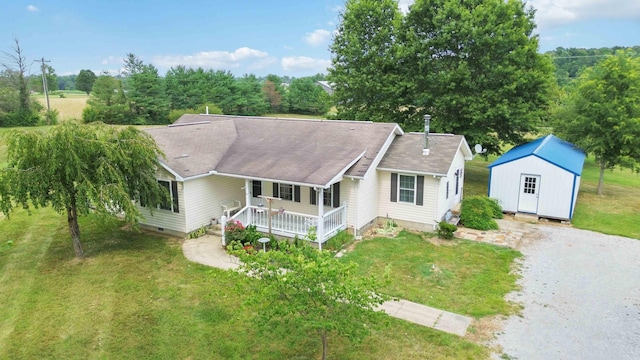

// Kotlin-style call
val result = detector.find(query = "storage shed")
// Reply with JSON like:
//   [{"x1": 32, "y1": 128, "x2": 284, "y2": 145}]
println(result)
[{"x1": 488, "y1": 134, "x2": 585, "y2": 220}]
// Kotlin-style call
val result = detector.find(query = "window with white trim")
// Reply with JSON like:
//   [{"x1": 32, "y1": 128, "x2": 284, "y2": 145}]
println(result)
[
  {"x1": 158, "y1": 180, "x2": 179, "y2": 213},
  {"x1": 279, "y1": 183, "x2": 293, "y2": 201},
  {"x1": 398, "y1": 174, "x2": 416, "y2": 203},
  {"x1": 252, "y1": 180, "x2": 262, "y2": 198}
]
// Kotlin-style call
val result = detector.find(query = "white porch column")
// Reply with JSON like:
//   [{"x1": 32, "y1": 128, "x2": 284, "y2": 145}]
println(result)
[
  {"x1": 317, "y1": 188, "x2": 324, "y2": 251},
  {"x1": 245, "y1": 179, "x2": 252, "y2": 225}
]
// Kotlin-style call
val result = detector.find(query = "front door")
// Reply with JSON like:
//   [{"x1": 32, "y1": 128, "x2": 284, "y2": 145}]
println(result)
[{"x1": 518, "y1": 174, "x2": 540, "y2": 213}]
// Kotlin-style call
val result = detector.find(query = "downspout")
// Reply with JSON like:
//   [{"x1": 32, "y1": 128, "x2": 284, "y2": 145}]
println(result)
[
  {"x1": 487, "y1": 168, "x2": 492, "y2": 197},
  {"x1": 353, "y1": 179, "x2": 359, "y2": 239}
]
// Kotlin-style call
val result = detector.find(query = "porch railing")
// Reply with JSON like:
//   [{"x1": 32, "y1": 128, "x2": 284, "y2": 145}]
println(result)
[{"x1": 229, "y1": 204, "x2": 347, "y2": 243}]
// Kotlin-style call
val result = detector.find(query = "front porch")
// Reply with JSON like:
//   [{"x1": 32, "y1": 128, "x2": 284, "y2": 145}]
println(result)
[{"x1": 227, "y1": 203, "x2": 347, "y2": 248}]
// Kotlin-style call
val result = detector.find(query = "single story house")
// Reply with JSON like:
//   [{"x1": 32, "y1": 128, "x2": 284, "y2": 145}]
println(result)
[
  {"x1": 488, "y1": 134, "x2": 585, "y2": 220},
  {"x1": 138, "y1": 114, "x2": 473, "y2": 247}
]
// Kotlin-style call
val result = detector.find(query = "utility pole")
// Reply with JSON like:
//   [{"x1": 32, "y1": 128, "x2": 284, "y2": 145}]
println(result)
[{"x1": 38, "y1": 57, "x2": 51, "y2": 124}]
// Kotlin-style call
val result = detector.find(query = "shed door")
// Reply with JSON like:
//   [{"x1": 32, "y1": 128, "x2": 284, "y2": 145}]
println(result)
[{"x1": 518, "y1": 174, "x2": 540, "y2": 214}]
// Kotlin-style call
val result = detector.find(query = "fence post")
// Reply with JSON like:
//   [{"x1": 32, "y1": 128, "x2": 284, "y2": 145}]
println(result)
[{"x1": 220, "y1": 215, "x2": 227, "y2": 246}]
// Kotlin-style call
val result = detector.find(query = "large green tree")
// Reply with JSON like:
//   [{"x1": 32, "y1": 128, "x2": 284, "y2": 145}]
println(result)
[
  {"x1": 82, "y1": 74, "x2": 130, "y2": 124},
  {"x1": 556, "y1": 51, "x2": 640, "y2": 195},
  {"x1": 236, "y1": 245, "x2": 388, "y2": 360},
  {"x1": 124, "y1": 53, "x2": 170, "y2": 124},
  {"x1": 0, "y1": 123, "x2": 169, "y2": 258},
  {"x1": 329, "y1": 0, "x2": 555, "y2": 154},
  {"x1": 76, "y1": 69, "x2": 97, "y2": 95},
  {"x1": 328, "y1": 0, "x2": 407, "y2": 123}
]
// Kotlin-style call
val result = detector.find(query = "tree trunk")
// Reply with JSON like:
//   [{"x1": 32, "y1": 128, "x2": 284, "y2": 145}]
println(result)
[
  {"x1": 321, "y1": 330, "x2": 327, "y2": 360},
  {"x1": 598, "y1": 159, "x2": 606, "y2": 196},
  {"x1": 67, "y1": 204, "x2": 85, "y2": 259}
]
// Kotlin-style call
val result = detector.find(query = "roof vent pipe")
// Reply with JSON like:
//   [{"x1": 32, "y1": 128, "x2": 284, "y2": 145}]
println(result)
[{"x1": 423, "y1": 114, "x2": 431, "y2": 155}]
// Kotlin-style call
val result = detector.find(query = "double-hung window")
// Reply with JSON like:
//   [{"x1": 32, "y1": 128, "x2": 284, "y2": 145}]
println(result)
[
  {"x1": 158, "y1": 180, "x2": 179, "y2": 213},
  {"x1": 399, "y1": 174, "x2": 416, "y2": 203}
]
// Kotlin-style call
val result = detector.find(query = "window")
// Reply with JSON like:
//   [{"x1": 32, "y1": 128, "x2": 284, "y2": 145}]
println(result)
[
  {"x1": 390, "y1": 173, "x2": 423, "y2": 206},
  {"x1": 523, "y1": 176, "x2": 537, "y2": 194},
  {"x1": 158, "y1": 180, "x2": 179, "y2": 213},
  {"x1": 272, "y1": 182, "x2": 300, "y2": 202},
  {"x1": 310, "y1": 183, "x2": 340, "y2": 207},
  {"x1": 252, "y1": 180, "x2": 262, "y2": 198},
  {"x1": 399, "y1": 175, "x2": 416, "y2": 203}
]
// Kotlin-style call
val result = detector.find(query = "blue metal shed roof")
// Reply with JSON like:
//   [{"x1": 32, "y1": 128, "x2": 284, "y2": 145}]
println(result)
[{"x1": 488, "y1": 134, "x2": 586, "y2": 175}]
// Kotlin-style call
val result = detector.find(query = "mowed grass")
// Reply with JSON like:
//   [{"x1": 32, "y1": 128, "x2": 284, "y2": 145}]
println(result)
[
  {"x1": 464, "y1": 154, "x2": 640, "y2": 239},
  {"x1": 344, "y1": 231, "x2": 522, "y2": 318},
  {"x1": 0, "y1": 209, "x2": 486, "y2": 359},
  {"x1": 33, "y1": 92, "x2": 88, "y2": 121}
]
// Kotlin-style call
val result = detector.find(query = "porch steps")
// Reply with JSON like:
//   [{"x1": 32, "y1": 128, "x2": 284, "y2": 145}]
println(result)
[{"x1": 207, "y1": 224, "x2": 223, "y2": 237}]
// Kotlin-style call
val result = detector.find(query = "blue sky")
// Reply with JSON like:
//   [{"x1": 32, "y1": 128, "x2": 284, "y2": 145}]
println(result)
[{"x1": 2, "y1": 0, "x2": 639, "y2": 78}]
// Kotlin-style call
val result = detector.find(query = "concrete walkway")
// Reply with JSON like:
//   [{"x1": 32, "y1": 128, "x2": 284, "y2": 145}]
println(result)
[{"x1": 182, "y1": 235, "x2": 472, "y2": 337}]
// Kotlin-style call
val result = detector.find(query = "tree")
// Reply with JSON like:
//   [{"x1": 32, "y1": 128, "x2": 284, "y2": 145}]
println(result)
[
  {"x1": 236, "y1": 245, "x2": 388, "y2": 360},
  {"x1": 285, "y1": 77, "x2": 332, "y2": 115},
  {"x1": 262, "y1": 78, "x2": 283, "y2": 113},
  {"x1": 123, "y1": 54, "x2": 170, "y2": 124},
  {"x1": 328, "y1": 0, "x2": 407, "y2": 123},
  {"x1": 0, "y1": 38, "x2": 40, "y2": 126},
  {"x1": 329, "y1": 0, "x2": 556, "y2": 154},
  {"x1": 402, "y1": 0, "x2": 556, "y2": 153},
  {"x1": 27, "y1": 64, "x2": 57, "y2": 93},
  {"x1": 0, "y1": 122, "x2": 169, "y2": 258},
  {"x1": 555, "y1": 51, "x2": 640, "y2": 195},
  {"x1": 82, "y1": 74, "x2": 130, "y2": 124},
  {"x1": 76, "y1": 69, "x2": 97, "y2": 94},
  {"x1": 229, "y1": 74, "x2": 268, "y2": 116}
]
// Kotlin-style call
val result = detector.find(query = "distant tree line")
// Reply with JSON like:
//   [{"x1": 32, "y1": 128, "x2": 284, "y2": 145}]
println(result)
[
  {"x1": 81, "y1": 57, "x2": 331, "y2": 125},
  {"x1": 546, "y1": 46, "x2": 640, "y2": 87}
]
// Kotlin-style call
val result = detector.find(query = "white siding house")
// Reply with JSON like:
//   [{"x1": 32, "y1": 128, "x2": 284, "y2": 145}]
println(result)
[
  {"x1": 488, "y1": 135, "x2": 585, "y2": 220},
  {"x1": 139, "y1": 115, "x2": 473, "y2": 241}
]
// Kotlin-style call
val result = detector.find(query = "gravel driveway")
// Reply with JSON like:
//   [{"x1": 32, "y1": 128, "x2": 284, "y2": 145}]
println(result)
[{"x1": 493, "y1": 224, "x2": 640, "y2": 360}]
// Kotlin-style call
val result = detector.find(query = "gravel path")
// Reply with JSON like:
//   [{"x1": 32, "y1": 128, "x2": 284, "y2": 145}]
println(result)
[{"x1": 493, "y1": 224, "x2": 640, "y2": 360}]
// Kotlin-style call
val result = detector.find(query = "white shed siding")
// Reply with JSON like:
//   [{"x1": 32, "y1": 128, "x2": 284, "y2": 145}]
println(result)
[
  {"x1": 340, "y1": 179, "x2": 357, "y2": 229},
  {"x1": 378, "y1": 170, "x2": 439, "y2": 228},
  {"x1": 489, "y1": 156, "x2": 575, "y2": 219},
  {"x1": 137, "y1": 169, "x2": 187, "y2": 234},
  {"x1": 183, "y1": 175, "x2": 245, "y2": 232}
]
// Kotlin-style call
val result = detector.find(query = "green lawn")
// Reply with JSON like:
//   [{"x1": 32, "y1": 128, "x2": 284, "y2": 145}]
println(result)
[
  {"x1": 344, "y1": 231, "x2": 522, "y2": 318},
  {"x1": 0, "y1": 209, "x2": 487, "y2": 359},
  {"x1": 464, "y1": 155, "x2": 640, "y2": 239}
]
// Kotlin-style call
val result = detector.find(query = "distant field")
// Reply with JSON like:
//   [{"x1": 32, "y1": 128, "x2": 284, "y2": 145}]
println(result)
[{"x1": 33, "y1": 91, "x2": 88, "y2": 121}]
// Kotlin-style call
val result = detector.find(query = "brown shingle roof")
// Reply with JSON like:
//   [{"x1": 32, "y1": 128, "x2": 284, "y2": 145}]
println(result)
[
  {"x1": 145, "y1": 114, "x2": 402, "y2": 187},
  {"x1": 378, "y1": 133, "x2": 471, "y2": 175}
]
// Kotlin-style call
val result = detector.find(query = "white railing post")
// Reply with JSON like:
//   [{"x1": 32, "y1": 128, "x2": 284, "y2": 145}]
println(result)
[
  {"x1": 220, "y1": 215, "x2": 227, "y2": 246},
  {"x1": 244, "y1": 179, "x2": 252, "y2": 226}
]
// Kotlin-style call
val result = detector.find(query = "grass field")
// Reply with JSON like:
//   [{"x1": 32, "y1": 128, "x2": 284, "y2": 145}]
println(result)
[
  {"x1": 33, "y1": 91, "x2": 88, "y2": 121},
  {"x1": 464, "y1": 154, "x2": 640, "y2": 239},
  {"x1": 0, "y1": 209, "x2": 488, "y2": 359}
]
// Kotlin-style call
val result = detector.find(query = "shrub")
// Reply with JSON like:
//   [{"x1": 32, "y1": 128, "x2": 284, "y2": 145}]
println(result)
[
  {"x1": 437, "y1": 221, "x2": 457, "y2": 239},
  {"x1": 324, "y1": 230, "x2": 353, "y2": 251},
  {"x1": 460, "y1": 196, "x2": 502, "y2": 230},
  {"x1": 224, "y1": 220, "x2": 246, "y2": 244}
]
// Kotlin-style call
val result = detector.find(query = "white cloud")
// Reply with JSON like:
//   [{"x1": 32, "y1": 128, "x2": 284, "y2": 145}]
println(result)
[
  {"x1": 27, "y1": 5, "x2": 39, "y2": 12},
  {"x1": 153, "y1": 47, "x2": 269, "y2": 70},
  {"x1": 303, "y1": 29, "x2": 332, "y2": 47},
  {"x1": 526, "y1": 0, "x2": 640, "y2": 30},
  {"x1": 281, "y1": 56, "x2": 331, "y2": 73},
  {"x1": 101, "y1": 55, "x2": 119, "y2": 65}
]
